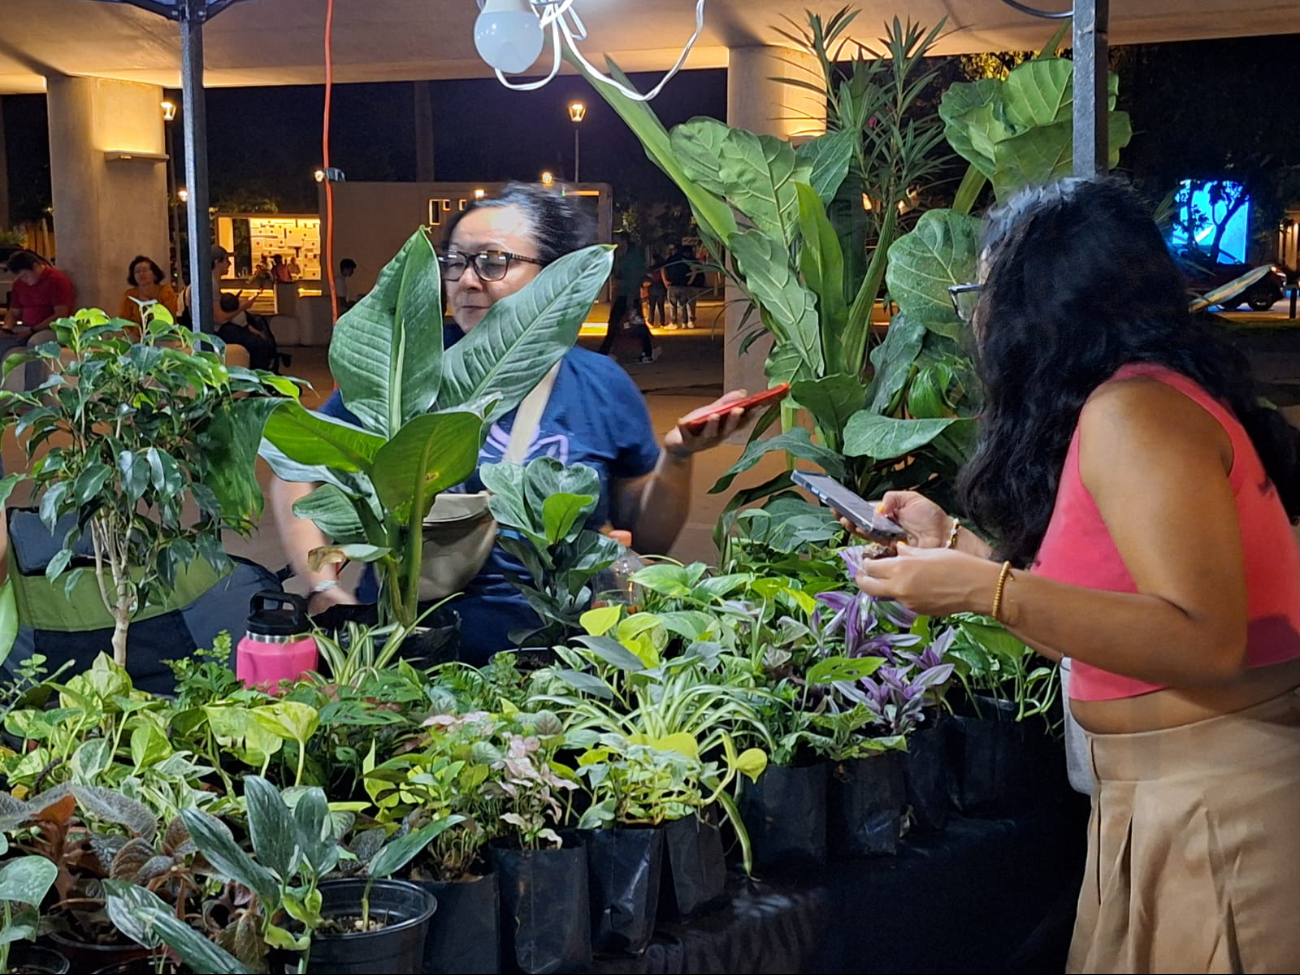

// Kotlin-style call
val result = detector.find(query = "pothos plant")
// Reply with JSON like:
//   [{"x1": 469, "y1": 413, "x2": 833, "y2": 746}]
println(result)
[
  {"x1": 0, "y1": 304, "x2": 293, "y2": 665},
  {"x1": 259, "y1": 229, "x2": 613, "y2": 628}
]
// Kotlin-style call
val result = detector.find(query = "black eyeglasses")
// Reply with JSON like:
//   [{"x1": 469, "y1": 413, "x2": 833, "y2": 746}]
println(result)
[
  {"x1": 948, "y1": 283, "x2": 982, "y2": 322},
  {"x1": 439, "y1": 250, "x2": 545, "y2": 282}
]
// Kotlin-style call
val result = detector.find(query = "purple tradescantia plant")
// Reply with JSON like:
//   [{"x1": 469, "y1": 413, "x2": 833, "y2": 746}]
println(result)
[{"x1": 839, "y1": 545, "x2": 918, "y2": 630}]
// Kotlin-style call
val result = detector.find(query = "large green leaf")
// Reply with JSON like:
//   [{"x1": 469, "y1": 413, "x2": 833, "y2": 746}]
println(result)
[
  {"x1": 988, "y1": 112, "x2": 1131, "y2": 198},
  {"x1": 795, "y1": 129, "x2": 857, "y2": 204},
  {"x1": 716, "y1": 128, "x2": 811, "y2": 244},
  {"x1": 576, "y1": 55, "x2": 737, "y2": 243},
  {"x1": 790, "y1": 374, "x2": 865, "y2": 445},
  {"x1": 670, "y1": 118, "x2": 733, "y2": 199},
  {"x1": 0, "y1": 856, "x2": 56, "y2": 907},
  {"x1": 180, "y1": 808, "x2": 279, "y2": 904},
  {"x1": 439, "y1": 245, "x2": 613, "y2": 422},
  {"x1": 260, "y1": 401, "x2": 385, "y2": 473},
  {"x1": 329, "y1": 229, "x2": 445, "y2": 438},
  {"x1": 843, "y1": 413, "x2": 971, "y2": 460},
  {"x1": 711, "y1": 427, "x2": 846, "y2": 494},
  {"x1": 369, "y1": 411, "x2": 484, "y2": 522},
  {"x1": 0, "y1": 579, "x2": 17, "y2": 674},
  {"x1": 368, "y1": 816, "x2": 463, "y2": 880},
  {"x1": 939, "y1": 78, "x2": 1005, "y2": 179},
  {"x1": 1001, "y1": 58, "x2": 1074, "y2": 128},
  {"x1": 729, "y1": 230, "x2": 824, "y2": 379},
  {"x1": 885, "y1": 209, "x2": 980, "y2": 338},
  {"x1": 244, "y1": 775, "x2": 299, "y2": 880},
  {"x1": 864, "y1": 314, "x2": 926, "y2": 414},
  {"x1": 206, "y1": 396, "x2": 286, "y2": 522},
  {"x1": 796, "y1": 183, "x2": 848, "y2": 370},
  {"x1": 292, "y1": 484, "x2": 368, "y2": 543}
]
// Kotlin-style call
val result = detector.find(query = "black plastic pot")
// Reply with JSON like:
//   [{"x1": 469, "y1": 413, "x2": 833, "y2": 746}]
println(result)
[
  {"x1": 740, "y1": 762, "x2": 829, "y2": 873},
  {"x1": 307, "y1": 879, "x2": 437, "y2": 975},
  {"x1": 948, "y1": 696, "x2": 1064, "y2": 817},
  {"x1": 48, "y1": 934, "x2": 149, "y2": 974},
  {"x1": 659, "y1": 814, "x2": 727, "y2": 922},
  {"x1": 901, "y1": 720, "x2": 949, "y2": 832},
  {"x1": 90, "y1": 955, "x2": 184, "y2": 975},
  {"x1": 829, "y1": 752, "x2": 904, "y2": 857},
  {"x1": 492, "y1": 839, "x2": 591, "y2": 974},
  {"x1": 583, "y1": 826, "x2": 664, "y2": 956},
  {"x1": 418, "y1": 872, "x2": 502, "y2": 974},
  {"x1": 10, "y1": 946, "x2": 71, "y2": 974},
  {"x1": 310, "y1": 603, "x2": 460, "y2": 668}
]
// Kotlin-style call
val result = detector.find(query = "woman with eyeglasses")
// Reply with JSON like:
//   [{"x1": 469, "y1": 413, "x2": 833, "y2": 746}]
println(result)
[
  {"x1": 270, "y1": 183, "x2": 755, "y2": 665},
  {"x1": 842, "y1": 178, "x2": 1300, "y2": 973}
]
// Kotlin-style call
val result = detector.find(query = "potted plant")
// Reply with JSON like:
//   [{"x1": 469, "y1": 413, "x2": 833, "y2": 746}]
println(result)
[
  {"x1": 0, "y1": 847, "x2": 66, "y2": 974},
  {"x1": 480, "y1": 457, "x2": 623, "y2": 652},
  {"x1": 259, "y1": 229, "x2": 613, "y2": 630},
  {"x1": 483, "y1": 710, "x2": 590, "y2": 975},
  {"x1": 0, "y1": 305, "x2": 290, "y2": 670},
  {"x1": 363, "y1": 710, "x2": 505, "y2": 974}
]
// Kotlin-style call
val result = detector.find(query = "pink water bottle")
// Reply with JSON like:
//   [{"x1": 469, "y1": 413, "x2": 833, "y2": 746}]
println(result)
[{"x1": 236, "y1": 591, "x2": 319, "y2": 691}]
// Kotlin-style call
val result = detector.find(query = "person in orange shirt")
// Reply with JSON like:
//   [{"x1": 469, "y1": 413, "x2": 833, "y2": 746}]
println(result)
[{"x1": 118, "y1": 255, "x2": 179, "y2": 327}]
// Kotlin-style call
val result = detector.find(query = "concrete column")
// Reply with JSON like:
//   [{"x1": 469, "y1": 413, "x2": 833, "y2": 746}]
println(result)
[
  {"x1": 0, "y1": 97, "x2": 10, "y2": 229},
  {"x1": 724, "y1": 46, "x2": 827, "y2": 397},
  {"x1": 46, "y1": 77, "x2": 169, "y2": 313}
]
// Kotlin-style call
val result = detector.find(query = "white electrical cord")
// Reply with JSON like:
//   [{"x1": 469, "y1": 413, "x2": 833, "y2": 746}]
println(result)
[{"x1": 490, "y1": 0, "x2": 709, "y2": 101}]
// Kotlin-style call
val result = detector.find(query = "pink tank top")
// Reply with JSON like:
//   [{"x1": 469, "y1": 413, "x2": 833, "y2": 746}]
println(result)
[{"x1": 1035, "y1": 363, "x2": 1300, "y2": 701}]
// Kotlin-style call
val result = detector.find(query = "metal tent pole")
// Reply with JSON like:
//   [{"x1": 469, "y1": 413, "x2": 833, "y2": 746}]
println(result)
[
  {"x1": 1072, "y1": 0, "x2": 1111, "y2": 177},
  {"x1": 179, "y1": 0, "x2": 214, "y2": 333}
]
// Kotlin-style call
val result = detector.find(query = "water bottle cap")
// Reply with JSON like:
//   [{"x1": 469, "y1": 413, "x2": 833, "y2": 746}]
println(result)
[
  {"x1": 246, "y1": 591, "x2": 308, "y2": 638},
  {"x1": 610, "y1": 530, "x2": 633, "y2": 547}
]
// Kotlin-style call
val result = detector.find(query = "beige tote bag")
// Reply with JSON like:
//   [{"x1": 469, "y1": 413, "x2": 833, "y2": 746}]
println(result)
[{"x1": 417, "y1": 364, "x2": 560, "y2": 601}]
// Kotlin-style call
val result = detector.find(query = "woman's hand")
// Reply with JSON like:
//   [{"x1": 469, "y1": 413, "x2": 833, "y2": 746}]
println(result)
[
  {"x1": 306, "y1": 583, "x2": 358, "y2": 618},
  {"x1": 664, "y1": 390, "x2": 755, "y2": 456},
  {"x1": 839, "y1": 490, "x2": 952, "y2": 549},
  {"x1": 854, "y1": 544, "x2": 997, "y2": 617}
]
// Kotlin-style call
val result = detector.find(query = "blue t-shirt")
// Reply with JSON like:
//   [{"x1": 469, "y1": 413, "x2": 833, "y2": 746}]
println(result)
[{"x1": 317, "y1": 324, "x2": 661, "y2": 664}]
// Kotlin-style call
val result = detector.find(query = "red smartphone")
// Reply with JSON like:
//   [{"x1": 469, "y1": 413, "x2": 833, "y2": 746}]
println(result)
[{"x1": 682, "y1": 383, "x2": 790, "y2": 435}]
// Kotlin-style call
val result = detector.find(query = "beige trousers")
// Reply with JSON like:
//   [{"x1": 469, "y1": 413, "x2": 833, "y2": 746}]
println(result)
[{"x1": 1069, "y1": 687, "x2": 1300, "y2": 974}]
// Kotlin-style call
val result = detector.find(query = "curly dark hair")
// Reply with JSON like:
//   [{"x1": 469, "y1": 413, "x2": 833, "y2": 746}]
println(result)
[
  {"x1": 958, "y1": 176, "x2": 1300, "y2": 567},
  {"x1": 443, "y1": 182, "x2": 597, "y2": 264},
  {"x1": 127, "y1": 254, "x2": 167, "y2": 287}
]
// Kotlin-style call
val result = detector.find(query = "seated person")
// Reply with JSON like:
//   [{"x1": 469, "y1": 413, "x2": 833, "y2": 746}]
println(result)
[
  {"x1": 119, "y1": 254, "x2": 179, "y2": 335},
  {"x1": 216, "y1": 293, "x2": 278, "y2": 371}
]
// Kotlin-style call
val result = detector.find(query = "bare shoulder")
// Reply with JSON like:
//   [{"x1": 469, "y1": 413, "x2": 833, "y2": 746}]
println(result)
[{"x1": 1080, "y1": 375, "x2": 1233, "y2": 471}]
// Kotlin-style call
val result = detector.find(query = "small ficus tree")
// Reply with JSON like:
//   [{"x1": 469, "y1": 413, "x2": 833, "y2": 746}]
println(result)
[{"x1": 0, "y1": 306, "x2": 292, "y2": 666}]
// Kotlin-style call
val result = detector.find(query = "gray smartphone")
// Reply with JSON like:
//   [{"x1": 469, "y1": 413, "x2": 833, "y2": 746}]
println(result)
[{"x1": 792, "y1": 470, "x2": 907, "y2": 543}]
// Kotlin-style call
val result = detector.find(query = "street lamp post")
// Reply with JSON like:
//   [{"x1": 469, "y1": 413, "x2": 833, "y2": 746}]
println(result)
[{"x1": 569, "y1": 101, "x2": 586, "y2": 183}]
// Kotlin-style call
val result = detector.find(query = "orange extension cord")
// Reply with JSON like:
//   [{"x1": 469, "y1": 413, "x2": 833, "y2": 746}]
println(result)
[{"x1": 322, "y1": 0, "x2": 338, "y2": 326}]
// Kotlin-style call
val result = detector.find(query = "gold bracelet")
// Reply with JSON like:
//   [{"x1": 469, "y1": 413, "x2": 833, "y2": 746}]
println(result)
[
  {"x1": 991, "y1": 560, "x2": 1013, "y2": 621},
  {"x1": 946, "y1": 517, "x2": 961, "y2": 549}
]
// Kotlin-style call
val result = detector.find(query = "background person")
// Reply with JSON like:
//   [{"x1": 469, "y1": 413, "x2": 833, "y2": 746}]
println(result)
[
  {"x1": 845, "y1": 177, "x2": 1300, "y2": 974},
  {"x1": 1, "y1": 250, "x2": 75, "y2": 388},
  {"x1": 663, "y1": 242, "x2": 693, "y2": 326},
  {"x1": 333, "y1": 258, "x2": 358, "y2": 313},
  {"x1": 271, "y1": 182, "x2": 753, "y2": 665},
  {"x1": 118, "y1": 254, "x2": 179, "y2": 329}
]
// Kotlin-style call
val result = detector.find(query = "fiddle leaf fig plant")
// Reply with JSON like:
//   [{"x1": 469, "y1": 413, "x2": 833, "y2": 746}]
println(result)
[
  {"x1": 480, "y1": 457, "x2": 622, "y2": 646},
  {"x1": 260, "y1": 229, "x2": 613, "y2": 627},
  {"x1": 0, "y1": 305, "x2": 292, "y2": 666}
]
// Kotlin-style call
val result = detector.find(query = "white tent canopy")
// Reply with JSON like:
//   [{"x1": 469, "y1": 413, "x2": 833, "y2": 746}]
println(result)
[{"x1": 0, "y1": 0, "x2": 1291, "y2": 94}]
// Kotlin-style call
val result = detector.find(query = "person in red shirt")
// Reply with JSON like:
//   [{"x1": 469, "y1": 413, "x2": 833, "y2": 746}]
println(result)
[{"x1": 2, "y1": 250, "x2": 75, "y2": 340}]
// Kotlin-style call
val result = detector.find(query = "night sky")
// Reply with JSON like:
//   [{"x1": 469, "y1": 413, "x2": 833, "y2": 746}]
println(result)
[{"x1": 2, "y1": 68, "x2": 727, "y2": 219}]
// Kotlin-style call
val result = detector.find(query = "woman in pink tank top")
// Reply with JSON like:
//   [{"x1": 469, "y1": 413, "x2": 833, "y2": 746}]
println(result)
[{"x1": 845, "y1": 178, "x2": 1300, "y2": 974}]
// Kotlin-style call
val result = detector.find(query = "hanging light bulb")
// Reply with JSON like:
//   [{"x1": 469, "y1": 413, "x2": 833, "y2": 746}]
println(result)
[
  {"x1": 478, "y1": 0, "x2": 709, "y2": 102},
  {"x1": 474, "y1": 0, "x2": 545, "y2": 74}
]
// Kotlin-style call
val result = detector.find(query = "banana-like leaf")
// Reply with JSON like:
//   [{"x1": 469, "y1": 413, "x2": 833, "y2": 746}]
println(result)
[
  {"x1": 575, "y1": 54, "x2": 737, "y2": 243},
  {"x1": 329, "y1": 229, "x2": 445, "y2": 439},
  {"x1": 730, "y1": 231, "x2": 824, "y2": 379},
  {"x1": 711, "y1": 427, "x2": 846, "y2": 495},
  {"x1": 261, "y1": 401, "x2": 386, "y2": 473},
  {"x1": 369, "y1": 411, "x2": 485, "y2": 522},
  {"x1": 670, "y1": 118, "x2": 733, "y2": 199},
  {"x1": 795, "y1": 129, "x2": 857, "y2": 204},
  {"x1": 292, "y1": 484, "x2": 370, "y2": 543},
  {"x1": 885, "y1": 210, "x2": 980, "y2": 339},
  {"x1": 205, "y1": 396, "x2": 286, "y2": 523},
  {"x1": 438, "y1": 246, "x2": 613, "y2": 422},
  {"x1": 843, "y1": 412, "x2": 972, "y2": 460},
  {"x1": 796, "y1": 183, "x2": 848, "y2": 371},
  {"x1": 790, "y1": 373, "x2": 866, "y2": 447}
]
